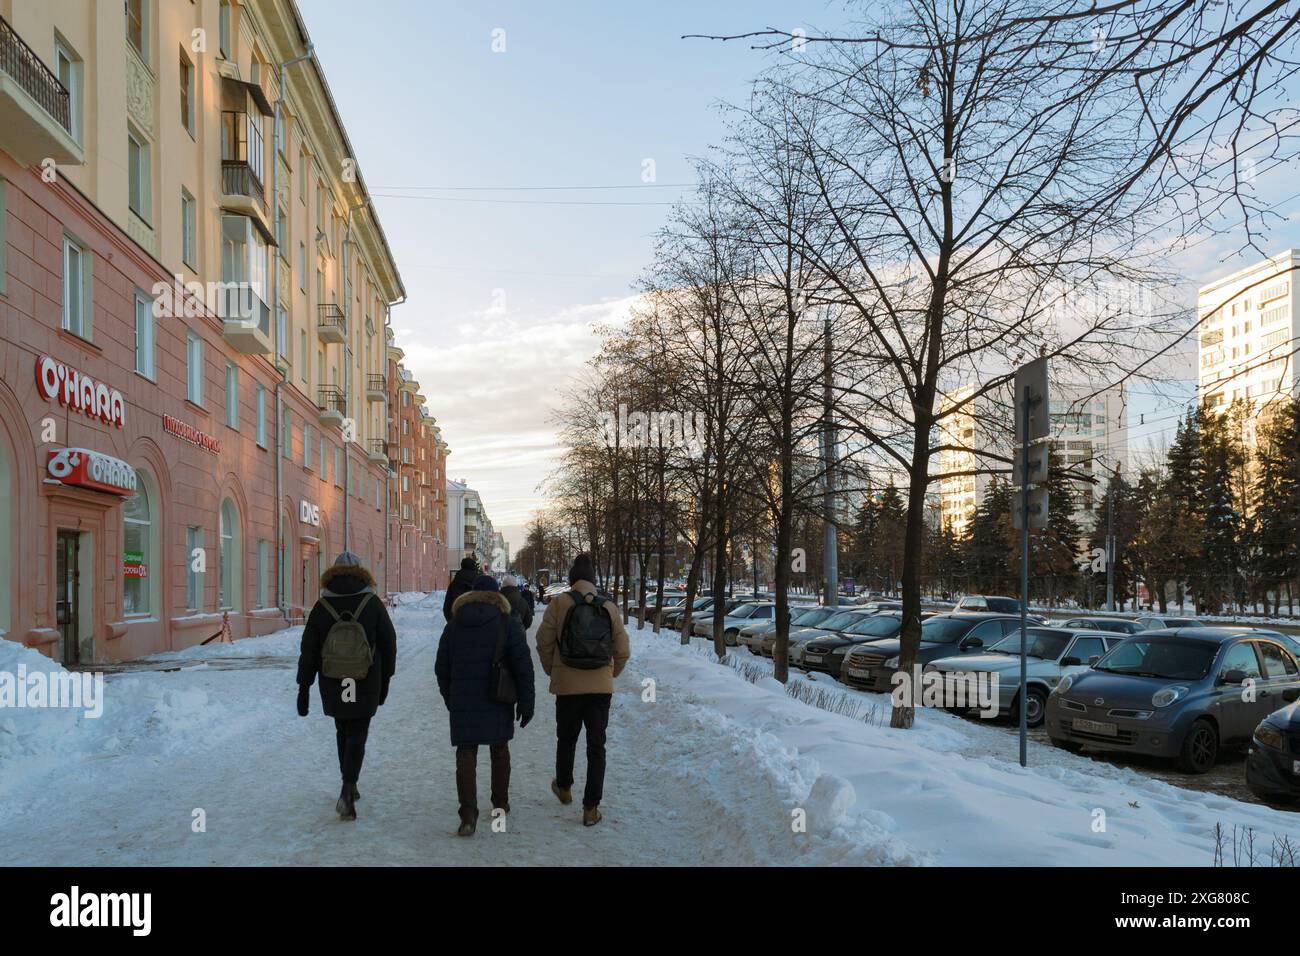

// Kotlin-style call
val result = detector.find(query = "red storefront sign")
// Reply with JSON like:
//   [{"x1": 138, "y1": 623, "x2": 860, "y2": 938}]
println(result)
[
  {"x1": 163, "y1": 414, "x2": 221, "y2": 454},
  {"x1": 46, "y1": 448, "x2": 137, "y2": 497},
  {"x1": 123, "y1": 563, "x2": 147, "y2": 578},
  {"x1": 34, "y1": 355, "x2": 126, "y2": 428}
]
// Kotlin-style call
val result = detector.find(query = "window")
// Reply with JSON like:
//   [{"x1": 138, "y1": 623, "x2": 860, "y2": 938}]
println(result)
[
  {"x1": 186, "y1": 331, "x2": 203, "y2": 404},
  {"x1": 303, "y1": 422, "x2": 312, "y2": 469},
  {"x1": 218, "y1": 0, "x2": 231, "y2": 58},
  {"x1": 282, "y1": 408, "x2": 292, "y2": 459},
  {"x1": 256, "y1": 539, "x2": 269, "y2": 608},
  {"x1": 334, "y1": 447, "x2": 342, "y2": 486},
  {"x1": 186, "y1": 526, "x2": 204, "y2": 611},
  {"x1": 255, "y1": 384, "x2": 267, "y2": 447},
  {"x1": 320, "y1": 437, "x2": 327, "y2": 482},
  {"x1": 225, "y1": 362, "x2": 238, "y2": 428},
  {"x1": 128, "y1": 128, "x2": 150, "y2": 222},
  {"x1": 1259, "y1": 642, "x2": 1298, "y2": 678},
  {"x1": 299, "y1": 330, "x2": 307, "y2": 382},
  {"x1": 55, "y1": 38, "x2": 82, "y2": 143},
  {"x1": 299, "y1": 150, "x2": 308, "y2": 202},
  {"x1": 276, "y1": 202, "x2": 287, "y2": 249},
  {"x1": 181, "y1": 189, "x2": 196, "y2": 268},
  {"x1": 123, "y1": 472, "x2": 153, "y2": 616},
  {"x1": 126, "y1": 0, "x2": 146, "y2": 61},
  {"x1": 133, "y1": 291, "x2": 155, "y2": 378},
  {"x1": 1220, "y1": 642, "x2": 1263, "y2": 680},
  {"x1": 1070, "y1": 637, "x2": 1106, "y2": 664},
  {"x1": 179, "y1": 51, "x2": 195, "y2": 134},
  {"x1": 62, "y1": 236, "x2": 90, "y2": 338},
  {"x1": 298, "y1": 242, "x2": 306, "y2": 291},
  {"x1": 219, "y1": 500, "x2": 240, "y2": 610}
]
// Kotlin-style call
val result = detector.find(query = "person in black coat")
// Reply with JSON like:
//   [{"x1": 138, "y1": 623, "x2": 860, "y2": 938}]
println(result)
[
  {"x1": 521, "y1": 582, "x2": 536, "y2": 619},
  {"x1": 296, "y1": 551, "x2": 397, "y2": 821},
  {"x1": 443, "y1": 556, "x2": 480, "y2": 619},
  {"x1": 435, "y1": 574, "x2": 535, "y2": 836},
  {"x1": 500, "y1": 574, "x2": 532, "y2": 630}
]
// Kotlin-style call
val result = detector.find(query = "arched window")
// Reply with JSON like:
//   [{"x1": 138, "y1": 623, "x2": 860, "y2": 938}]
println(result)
[
  {"x1": 219, "y1": 498, "x2": 240, "y2": 609},
  {"x1": 123, "y1": 470, "x2": 154, "y2": 615}
]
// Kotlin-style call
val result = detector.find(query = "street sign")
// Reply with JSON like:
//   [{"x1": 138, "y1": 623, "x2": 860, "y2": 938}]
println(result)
[
  {"x1": 1010, "y1": 485, "x2": 1049, "y2": 529},
  {"x1": 1011, "y1": 441, "x2": 1050, "y2": 489},
  {"x1": 1013, "y1": 357, "x2": 1050, "y2": 441}
]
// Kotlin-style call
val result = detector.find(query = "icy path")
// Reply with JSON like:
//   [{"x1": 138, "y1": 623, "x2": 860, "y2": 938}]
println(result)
[{"x1": 0, "y1": 597, "x2": 791, "y2": 866}]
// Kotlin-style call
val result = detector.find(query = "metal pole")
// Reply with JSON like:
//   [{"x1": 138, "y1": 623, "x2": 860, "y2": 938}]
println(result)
[
  {"x1": 1019, "y1": 385, "x2": 1031, "y2": 768},
  {"x1": 823, "y1": 314, "x2": 838, "y2": 605},
  {"x1": 1105, "y1": 463, "x2": 1119, "y2": 612}
]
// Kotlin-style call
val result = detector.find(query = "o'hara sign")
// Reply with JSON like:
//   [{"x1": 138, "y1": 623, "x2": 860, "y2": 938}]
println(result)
[
  {"x1": 47, "y1": 448, "x2": 137, "y2": 497},
  {"x1": 35, "y1": 356, "x2": 126, "y2": 428}
]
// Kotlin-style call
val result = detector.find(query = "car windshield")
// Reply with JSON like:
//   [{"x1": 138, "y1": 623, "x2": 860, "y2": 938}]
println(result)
[
  {"x1": 692, "y1": 598, "x2": 712, "y2": 609},
  {"x1": 728, "y1": 603, "x2": 759, "y2": 619},
  {"x1": 987, "y1": 629, "x2": 1070, "y2": 660},
  {"x1": 921, "y1": 617, "x2": 980, "y2": 644},
  {"x1": 985, "y1": 598, "x2": 1022, "y2": 613},
  {"x1": 845, "y1": 616, "x2": 902, "y2": 637},
  {"x1": 819, "y1": 611, "x2": 863, "y2": 631},
  {"x1": 792, "y1": 608, "x2": 832, "y2": 626},
  {"x1": 1093, "y1": 638, "x2": 1216, "y2": 680}
]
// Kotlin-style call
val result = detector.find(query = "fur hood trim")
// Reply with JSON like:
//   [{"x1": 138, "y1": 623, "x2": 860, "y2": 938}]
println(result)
[
  {"x1": 452, "y1": 590, "x2": 510, "y2": 616},
  {"x1": 320, "y1": 562, "x2": 377, "y2": 590}
]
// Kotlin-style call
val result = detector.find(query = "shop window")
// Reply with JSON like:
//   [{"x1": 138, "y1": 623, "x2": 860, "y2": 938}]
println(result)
[
  {"x1": 219, "y1": 499, "x2": 240, "y2": 610},
  {"x1": 123, "y1": 471, "x2": 154, "y2": 616}
]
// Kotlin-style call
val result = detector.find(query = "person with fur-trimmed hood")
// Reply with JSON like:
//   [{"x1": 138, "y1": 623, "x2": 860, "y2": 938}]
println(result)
[
  {"x1": 435, "y1": 574, "x2": 536, "y2": 836},
  {"x1": 443, "y1": 556, "x2": 480, "y2": 620},
  {"x1": 296, "y1": 551, "x2": 397, "y2": 821}
]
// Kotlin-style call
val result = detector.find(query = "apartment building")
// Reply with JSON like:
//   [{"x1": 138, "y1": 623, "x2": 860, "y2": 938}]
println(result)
[
  {"x1": 385, "y1": 345, "x2": 449, "y2": 593},
  {"x1": 937, "y1": 380, "x2": 1127, "y2": 538},
  {"x1": 445, "y1": 478, "x2": 496, "y2": 571},
  {"x1": 0, "y1": 0, "x2": 414, "y2": 662},
  {"x1": 1196, "y1": 250, "x2": 1298, "y2": 443}
]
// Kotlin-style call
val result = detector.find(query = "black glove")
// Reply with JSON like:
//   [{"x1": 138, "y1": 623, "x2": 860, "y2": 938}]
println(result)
[
  {"x1": 517, "y1": 704, "x2": 533, "y2": 728},
  {"x1": 296, "y1": 684, "x2": 310, "y2": 717}
]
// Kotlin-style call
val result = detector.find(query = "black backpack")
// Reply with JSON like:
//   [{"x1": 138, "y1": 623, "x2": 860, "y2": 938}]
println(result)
[{"x1": 558, "y1": 589, "x2": 614, "y2": 669}]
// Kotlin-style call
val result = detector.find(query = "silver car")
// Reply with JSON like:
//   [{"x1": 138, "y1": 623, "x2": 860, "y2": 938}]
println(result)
[
  {"x1": 926, "y1": 627, "x2": 1121, "y2": 727},
  {"x1": 692, "y1": 601, "x2": 776, "y2": 644},
  {"x1": 737, "y1": 604, "x2": 825, "y2": 654}
]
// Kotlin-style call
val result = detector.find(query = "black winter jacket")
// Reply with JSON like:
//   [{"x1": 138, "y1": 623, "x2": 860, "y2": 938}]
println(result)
[
  {"x1": 297, "y1": 564, "x2": 397, "y2": 719},
  {"x1": 501, "y1": 585, "x2": 531, "y2": 629},
  {"x1": 435, "y1": 590, "x2": 535, "y2": 746},
  {"x1": 443, "y1": 566, "x2": 478, "y2": 620}
]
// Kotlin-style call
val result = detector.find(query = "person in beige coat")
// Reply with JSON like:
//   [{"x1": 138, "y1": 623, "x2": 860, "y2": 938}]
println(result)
[{"x1": 534, "y1": 553, "x2": 631, "y2": 826}]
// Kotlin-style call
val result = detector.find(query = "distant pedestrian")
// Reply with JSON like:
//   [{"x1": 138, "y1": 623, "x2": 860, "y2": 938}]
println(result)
[
  {"x1": 521, "y1": 581, "x2": 536, "y2": 621},
  {"x1": 443, "y1": 556, "x2": 479, "y2": 620},
  {"x1": 535, "y1": 553, "x2": 630, "y2": 827},
  {"x1": 435, "y1": 574, "x2": 535, "y2": 836},
  {"x1": 296, "y1": 551, "x2": 397, "y2": 821},
  {"x1": 500, "y1": 574, "x2": 532, "y2": 630}
]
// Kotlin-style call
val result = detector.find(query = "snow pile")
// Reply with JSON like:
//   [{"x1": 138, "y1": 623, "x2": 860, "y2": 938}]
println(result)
[{"x1": 629, "y1": 627, "x2": 1300, "y2": 866}]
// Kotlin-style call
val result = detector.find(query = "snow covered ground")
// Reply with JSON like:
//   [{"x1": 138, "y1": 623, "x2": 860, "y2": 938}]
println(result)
[{"x1": 2, "y1": 596, "x2": 1299, "y2": 866}]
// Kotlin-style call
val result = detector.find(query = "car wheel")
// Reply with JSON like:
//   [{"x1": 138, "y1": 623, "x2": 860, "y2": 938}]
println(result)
[
  {"x1": 1176, "y1": 718, "x2": 1218, "y2": 774},
  {"x1": 1013, "y1": 687, "x2": 1049, "y2": 728},
  {"x1": 724, "y1": 629, "x2": 739, "y2": 647}
]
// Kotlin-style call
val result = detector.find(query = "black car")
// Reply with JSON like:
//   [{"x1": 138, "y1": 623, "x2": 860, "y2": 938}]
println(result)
[
  {"x1": 1246, "y1": 698, "x2": 1300, "y2": 802},
  {"x1": 840, "y1": 612, "x2": 1026, "y2": 692},
  {"x1": 1056, "y1": 616, "x2": 1145, "y2": 635},
  {"x1": 1135, "y1": 615, "x2": 1208, "y2": 630},
  {"x1": 800, "y1": 613, "x2": 903, "y2": 677}
]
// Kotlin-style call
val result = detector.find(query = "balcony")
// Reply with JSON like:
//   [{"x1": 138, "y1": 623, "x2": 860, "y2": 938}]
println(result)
[
  {"x1": 219, "y1": 78, "x2": 272, "y2": 234},
  {"x1": 317, "y1": 303, "x2": 346, "y2": 344},
  {"x1": 221, "y1": 159, "x2": 264, "y2": 210},
  {"x1": 0, "y1": 15, "x2": 82, "y2": 166},
  {"x1": 368, "y1": 438, "x2": 388, "y2": 464},
  {"x1": 366, "y1": 374, "x2": 387, "y2": 403},
  {"x1": 316, "y1": 386, "x2": 345, "y2": 428},
  {"x1": 215, "y1": 283, "x2": 272, "y2": 355}
]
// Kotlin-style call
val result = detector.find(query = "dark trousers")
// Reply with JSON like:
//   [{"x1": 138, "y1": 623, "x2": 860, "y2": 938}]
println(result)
[
  {"x1": 555, "y1": 693, "x2": 612, "y2": 809},
  {"x1": 456, "y1": 744, "x2": 511, "y2": 820},
  {"x1": 334, "y1": 716, "x2": 372, "y2": 785}
]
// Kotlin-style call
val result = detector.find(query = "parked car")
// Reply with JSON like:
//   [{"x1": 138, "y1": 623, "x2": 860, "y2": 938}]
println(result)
[
  {"x1": 954, "y1": 595, "x2": 1025, "y2": 614},
  {"x1": 760, "y1": 608, "x2": 871, "y2": 659},
  {"x1": 1246, "y1": 696, "x2": 1300, "y2": 802},
  {"x1": 801, "y1": 613, "x2": 904, "y2": 678},
  {"x1": 840, "y1": 613, "x2": 1026, "y2": 692},
  {"x1": 693, "y1": 601, "x2": 776, "y2": 644},
  {"x1": 1054, "y1": 616, "x2": 1145, "y2": 635},
  {"x1": 856, "y1": 600, "x2": 903, "y2": 614},
  {"x1": 738, "y1": 605, "x2": 829, "y2": 654},
  {"x1": 927, "y1": 627, "x2": 1123, "y2": 727},
  {"x1": 1045, "y1": 628, "x2": 1300, "y2": 773},
  {"x1": 1135, "y1": 615, "x2": 1208, "y2": 630}
]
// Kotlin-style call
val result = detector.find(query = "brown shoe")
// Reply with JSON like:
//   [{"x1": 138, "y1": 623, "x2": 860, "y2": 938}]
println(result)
[
  {"x1": 551, "y1": 779, "x2": 573, "y2": 805},
  {"x1": 583, "y1": 806, "x2": 602, "y2": 827}
]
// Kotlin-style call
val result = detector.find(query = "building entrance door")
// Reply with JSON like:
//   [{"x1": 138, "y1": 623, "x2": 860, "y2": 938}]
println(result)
[{"x1": 56, "y1": 529, "x2": 81, "y2": 665}]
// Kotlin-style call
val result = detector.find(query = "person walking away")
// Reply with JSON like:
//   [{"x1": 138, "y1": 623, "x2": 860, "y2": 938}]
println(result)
[
  {"x1": 535, "y1": 553, "x2": 630, "y2": 826},
  {"x1": 521, "y1": 581, "x2": 536, "y2": 622},
  {"x1": 296, "y1": 551, "x2": 397, "y2": 820},
  {"x1": 501, "y1": 574, "x2": 532, "y2": 630},
  {"x1": 443, "y1": 556, "x2": 480, "y2": 620},
  {"x1": 435, "y1": 574, "x2": 535, "y2": 836}
]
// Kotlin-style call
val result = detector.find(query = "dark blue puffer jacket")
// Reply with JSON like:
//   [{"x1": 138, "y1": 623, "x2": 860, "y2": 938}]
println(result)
[{"x1": 434, "y1": 590, "x2": 535, "y2": 746}]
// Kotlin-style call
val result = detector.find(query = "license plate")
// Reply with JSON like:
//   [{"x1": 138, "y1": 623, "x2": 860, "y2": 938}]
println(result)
[
  {"x1": 804, "y1": 654, "x2": 823, "y2": 663},
  {"x1": 1292, "y1": 760, "x2": 1300, "y2": 776},
  {"x1": 1073, "y1": 718, "x2": 1118, "y2": 737},
  {"x1": 846, "y1": 667, "x2": 868, "y2": 677}
]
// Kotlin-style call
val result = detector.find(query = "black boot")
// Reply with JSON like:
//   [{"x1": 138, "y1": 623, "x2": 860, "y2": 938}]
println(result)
[{"x1": 336, "y1": 783, "x2": 357, "y2": 821}]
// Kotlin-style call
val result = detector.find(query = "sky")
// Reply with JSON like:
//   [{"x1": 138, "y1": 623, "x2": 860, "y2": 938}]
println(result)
[{"x1": 299, "y1": 0, "x2": 1300, "y2": 553}]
